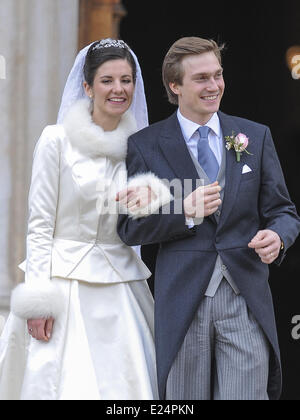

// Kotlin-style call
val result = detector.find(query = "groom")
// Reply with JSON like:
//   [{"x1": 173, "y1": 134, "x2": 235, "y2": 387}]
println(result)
[{"x1": 117, "y1": 37, "x2": 300, "y2": 400}]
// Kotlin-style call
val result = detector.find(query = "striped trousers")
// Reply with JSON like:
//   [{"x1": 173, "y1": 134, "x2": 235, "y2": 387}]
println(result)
[{"x1": 166, "y1": 280, "x2": 270, "y2": 400}]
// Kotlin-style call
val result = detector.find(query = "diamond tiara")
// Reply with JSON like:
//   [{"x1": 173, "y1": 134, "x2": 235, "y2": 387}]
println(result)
[{"x1": 92, "y1": 38, "x2": 128, "y2": 51}]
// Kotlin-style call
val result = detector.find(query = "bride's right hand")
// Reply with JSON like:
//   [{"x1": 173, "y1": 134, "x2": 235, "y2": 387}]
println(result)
[
  {"x1": 27, "y1": 318, "x2": 54, "y2": 342},
  {"x1": 116, "y1": 186, "x2": 156, "y2": 211}
]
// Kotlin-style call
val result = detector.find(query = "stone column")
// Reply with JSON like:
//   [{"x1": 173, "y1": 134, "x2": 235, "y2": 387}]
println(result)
[{"x1": 0, "y1": 0, "x2": 79, "y2": 318}]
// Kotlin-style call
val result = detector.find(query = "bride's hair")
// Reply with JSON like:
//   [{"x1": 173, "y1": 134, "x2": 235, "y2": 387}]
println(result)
[{"x1": 83, "y1": 39, "x2": 137, "y2": 87}]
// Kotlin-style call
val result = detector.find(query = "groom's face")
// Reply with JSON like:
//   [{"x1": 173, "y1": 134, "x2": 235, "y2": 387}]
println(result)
[{"x1": 170, "y1": 52, "x2": 225, "y2": 125}]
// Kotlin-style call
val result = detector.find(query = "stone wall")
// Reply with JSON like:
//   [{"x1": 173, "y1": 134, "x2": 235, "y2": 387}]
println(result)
[{"x1": 0, "y1": 0, "x2": 79, "y2": 318}]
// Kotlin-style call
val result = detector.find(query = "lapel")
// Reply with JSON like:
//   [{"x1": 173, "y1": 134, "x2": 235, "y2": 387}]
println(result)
[
  {"x1": 158, "y1": 111, "x2": 246, "y2": 229},
  {"x1": 216, "y1": 111, "x2": 243, "y2": 231},
  {"x1": 158, "y1": 112, "x2": 200, "y2": 185},
  {"x1": 158, "y1": 112, "x2": 218, "y2": 224}
]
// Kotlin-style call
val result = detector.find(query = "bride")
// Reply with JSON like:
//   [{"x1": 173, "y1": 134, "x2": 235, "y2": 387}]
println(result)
[{"x1": 0, "y1": 39, "x2": 173, "y2": 400}]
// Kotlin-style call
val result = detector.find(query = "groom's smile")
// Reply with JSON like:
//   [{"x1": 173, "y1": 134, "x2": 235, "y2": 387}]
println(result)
[
  {"x1": 169, "y1": 51, "x2": 225, "y2": 126},
  {"x1": 200, "y1": 94, "x2": 220, "y2": 102}
]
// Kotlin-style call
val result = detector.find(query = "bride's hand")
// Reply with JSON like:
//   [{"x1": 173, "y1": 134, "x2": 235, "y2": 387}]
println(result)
[
  {"x1": 27, "y1": 318, "x2": 54, "y2": 342},
  {"x1": 116, "y1": 186, "x2": 156, "y2": 212}
]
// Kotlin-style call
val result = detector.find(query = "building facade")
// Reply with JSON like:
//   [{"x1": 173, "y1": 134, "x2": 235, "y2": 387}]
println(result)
[{"x1": 0, "y1": 0, "x2": 126, "y2": 320}]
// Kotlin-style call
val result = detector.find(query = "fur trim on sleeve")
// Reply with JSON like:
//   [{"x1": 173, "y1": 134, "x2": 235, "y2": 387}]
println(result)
[
  {"x1": 120, "y1": 172, "x2": 174, "y2": 219},
  {"x1": 10, "y1": 282, "x2": 65, "y2": 320}
]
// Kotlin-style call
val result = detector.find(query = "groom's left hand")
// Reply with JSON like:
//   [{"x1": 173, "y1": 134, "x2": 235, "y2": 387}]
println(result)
[{"x1": 248, "y1": 229, "x2": 282, "y2": 264}]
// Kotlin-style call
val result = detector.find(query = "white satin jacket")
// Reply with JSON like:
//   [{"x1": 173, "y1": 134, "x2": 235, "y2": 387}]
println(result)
[{"x1": 13, "y1": 99, "x2": 172, "y2": 319}]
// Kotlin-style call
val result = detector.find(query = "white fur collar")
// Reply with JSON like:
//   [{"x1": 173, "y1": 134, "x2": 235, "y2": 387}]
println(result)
[{"x1": 62, "y1": 99, "x2": 137, "y2": 161}]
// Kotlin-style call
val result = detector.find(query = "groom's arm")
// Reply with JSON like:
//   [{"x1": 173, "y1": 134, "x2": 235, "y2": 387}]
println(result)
[
  {"x1": 117, "y1": 136, "x2": 196, "y2": 246},
  {"x1": 258, "y1": 127, "x2": 300, "y2": 264}
]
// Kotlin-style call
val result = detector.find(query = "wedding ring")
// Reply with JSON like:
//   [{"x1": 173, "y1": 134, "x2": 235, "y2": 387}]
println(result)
[{"x1": 270, "y1": 252, "x2": 274, "y2": 257}]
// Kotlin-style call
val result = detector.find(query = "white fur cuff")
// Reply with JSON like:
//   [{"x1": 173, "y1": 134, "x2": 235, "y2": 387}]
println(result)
[
  {"x1": 10, "y1": 282, "x2": 65, "y2": 320},
  {"x1": 122, "y1": 172, "x2": 174, "y2": 219}
]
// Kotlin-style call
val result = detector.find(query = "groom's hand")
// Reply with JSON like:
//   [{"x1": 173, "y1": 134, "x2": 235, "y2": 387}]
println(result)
[
  {"x1": 248, "y1": 229, "x2": 282, "y2": 264},
  {"x1": 184, "y1": 181, "x2": 222, "y2": 218}
]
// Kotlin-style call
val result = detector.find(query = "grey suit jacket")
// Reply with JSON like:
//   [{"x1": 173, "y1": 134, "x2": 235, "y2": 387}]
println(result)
[{"x1": 118, "y1": 110, "x2": 300, "y2": 400}]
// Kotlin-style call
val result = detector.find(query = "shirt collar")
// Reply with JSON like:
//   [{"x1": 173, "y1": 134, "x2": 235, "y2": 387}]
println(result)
[{"x1": 177, "y1": 109, "x2": 221, "y2": 142}]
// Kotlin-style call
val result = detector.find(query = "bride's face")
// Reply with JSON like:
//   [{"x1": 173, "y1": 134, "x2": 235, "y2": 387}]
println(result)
[{"x1": 86, "y1": 59, "x2": 135, "y2": 120}]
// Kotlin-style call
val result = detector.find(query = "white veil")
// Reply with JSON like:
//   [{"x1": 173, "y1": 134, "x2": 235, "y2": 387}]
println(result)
[{"x1": 57, "y1": 40, "x2": 149, "y2": 130}]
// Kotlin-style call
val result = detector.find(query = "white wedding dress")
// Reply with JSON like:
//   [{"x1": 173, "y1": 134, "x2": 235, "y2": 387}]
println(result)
[
  {"x1": 0, "y1": 279, "x2": 157, "y2": 400},
  {"x1": 0, "y1": 99, "x2": 172, "y2": 400}
]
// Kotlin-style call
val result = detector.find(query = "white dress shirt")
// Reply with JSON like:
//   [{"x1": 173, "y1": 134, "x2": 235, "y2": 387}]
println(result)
[
  {"x1": 177, "y1": 109, "x2": 224, "y2": 166},
  {"x1": 177, "y1": 109, "x2": 223, "y2": 227},
  {"x1": 177, "y1": 109, "x2": 240, "y2": 297}
]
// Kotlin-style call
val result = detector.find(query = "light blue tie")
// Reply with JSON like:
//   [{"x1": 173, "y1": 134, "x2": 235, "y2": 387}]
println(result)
[{"x1": 197, "y1": 126, "x2": 219, "y2": 182}]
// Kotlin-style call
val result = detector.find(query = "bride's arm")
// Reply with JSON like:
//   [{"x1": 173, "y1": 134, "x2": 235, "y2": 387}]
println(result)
[
  {"x1": 116, "y1": 172, "x2": 174, "y2": 218},
  {"x1": 117, "y1": 138, "x2": 196, "y2": 246},
  {"x1": 11, "y1": 126, "x2": 64, "y2": 336}
]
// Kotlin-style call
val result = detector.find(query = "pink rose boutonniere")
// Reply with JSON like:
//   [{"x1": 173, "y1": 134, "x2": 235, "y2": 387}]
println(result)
[{"x1": 225, "y1": 132, "x2": 253, "y2": 162}]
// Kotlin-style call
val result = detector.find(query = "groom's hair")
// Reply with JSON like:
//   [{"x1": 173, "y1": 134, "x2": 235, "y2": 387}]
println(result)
[{"x1": 162, "y1": 37, "x2": 225, "y2": 105}]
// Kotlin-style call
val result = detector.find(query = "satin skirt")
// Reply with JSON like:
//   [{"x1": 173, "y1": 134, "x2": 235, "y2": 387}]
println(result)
[{"x1": 0, "y1": 278, "x2": 158, "y2": 400}]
